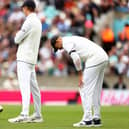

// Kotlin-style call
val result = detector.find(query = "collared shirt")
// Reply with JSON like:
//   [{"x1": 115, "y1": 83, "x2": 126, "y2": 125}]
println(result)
[{"x1": 62, "y1": 36, "x2": 109, "y2": 70}]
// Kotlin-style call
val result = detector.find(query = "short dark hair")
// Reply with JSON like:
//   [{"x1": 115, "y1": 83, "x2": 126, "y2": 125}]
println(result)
[
  {"x1": 50, "y1": 35, "x2": 59, "y2": 52},
  {"x1": 22, "y1": 0, "x2": 36, "y2": 12}
]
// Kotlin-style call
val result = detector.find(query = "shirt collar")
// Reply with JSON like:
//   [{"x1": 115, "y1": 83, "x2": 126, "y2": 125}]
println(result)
[{"x1": 26, "y1": 13, "x2": 36, "y2": 19}]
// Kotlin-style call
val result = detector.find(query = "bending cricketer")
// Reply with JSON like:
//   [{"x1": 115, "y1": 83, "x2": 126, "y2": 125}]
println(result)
[{"x1": 51, "y1": 35, "x2": 108, "y2": 127}]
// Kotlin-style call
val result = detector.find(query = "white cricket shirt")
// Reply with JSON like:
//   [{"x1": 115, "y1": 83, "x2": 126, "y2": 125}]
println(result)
[
  {"x1": 62, "y1": 36, "x2": 109, "y2": 70},
  {"x1": 15, "y1": 13, "x2": 42, "y2": 64}
]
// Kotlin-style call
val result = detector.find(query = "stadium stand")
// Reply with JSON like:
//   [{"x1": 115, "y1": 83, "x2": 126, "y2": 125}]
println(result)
[{"x1": 0, "y1": 0, "x2": 129, "y2": 89}]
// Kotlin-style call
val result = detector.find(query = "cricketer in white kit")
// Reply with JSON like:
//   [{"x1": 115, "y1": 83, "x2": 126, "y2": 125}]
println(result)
[
  {"x1": 51, "y1": 35, "x2": 109, "y2": 127},
  {"x1": 8, "y1": 0, "x2": 43, "y2": 123}
]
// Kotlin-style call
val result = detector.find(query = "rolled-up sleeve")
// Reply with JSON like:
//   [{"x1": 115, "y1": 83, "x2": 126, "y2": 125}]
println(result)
[
  {"x1": 70, "y1": 52, "x2": 82, "y2": 71},
  {"x1": 14, "y1": 20, "x2": 31, "y2": 44}
]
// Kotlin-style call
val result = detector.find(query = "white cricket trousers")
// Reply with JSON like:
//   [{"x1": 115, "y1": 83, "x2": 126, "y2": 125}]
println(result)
[
  {"x1": 17, "y1": 61, "x2": 41, "y2": 117},
  {"x1": 79, "y1": 61, "x2": 108, "y2": 121}
]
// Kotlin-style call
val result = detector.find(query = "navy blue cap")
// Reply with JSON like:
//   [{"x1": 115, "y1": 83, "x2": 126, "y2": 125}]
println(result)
[{"x1": 22, "y1": 0, "x2": 36, "y2": 10}]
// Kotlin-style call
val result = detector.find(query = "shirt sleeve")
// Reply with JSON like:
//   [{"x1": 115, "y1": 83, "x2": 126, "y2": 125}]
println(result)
[
  {"x1": 62, "y1": 37, "x2": 82, "y2": 71},
  {"x1": 14, "y1": 20, "x2": 31, "y2": 44},
  {"x1": 70, "y1": 52, "x2": 82, "y2": 71}
]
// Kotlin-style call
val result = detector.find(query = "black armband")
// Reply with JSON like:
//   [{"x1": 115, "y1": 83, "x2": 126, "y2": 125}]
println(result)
[{"x1": 69, "y1": 50, "x2": 76, "y2": 55}]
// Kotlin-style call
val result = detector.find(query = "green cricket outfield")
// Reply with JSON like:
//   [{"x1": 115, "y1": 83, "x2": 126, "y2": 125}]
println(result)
[{"x1": 0, "y1": 105, "x2": 129, "y2": 129}]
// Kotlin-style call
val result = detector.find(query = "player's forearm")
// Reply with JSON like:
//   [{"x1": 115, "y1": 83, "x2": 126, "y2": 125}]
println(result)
[
  {"x1": 14, "y1": 31, "x2": 24, "y2": 44},
  {"x1": 15, "y1": 20, "x2": 31, "y2": 44},
  {"x1": 78, "y1": 70, "x2": 83, "y2": 76},
  {"x1": 14, "y1": 29, "x2": 30, "y2": 44},
  {"x1": 78, "y1": 70, "x2": 83, "y2": 87},
  {"x1": 78, "y1": 70, "x2": 83, "y2": 80}
]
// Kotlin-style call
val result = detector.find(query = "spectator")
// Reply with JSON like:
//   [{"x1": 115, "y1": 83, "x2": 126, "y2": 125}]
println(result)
[
  {"x1": 118, "y1": 23, "x2": 129, "y2": 42},
  {"x1": 38, "y1": 40, "x2": 54, "y2": 74},
  {"x1": 113, "y1": 74, "x2": 127, "y2": 90},
  {"x1": 53, "y1": 51, "x2": 68, "y2": 76},
  {"x1": 101, "y1": 24, "x2": 115, "y2": 53},
  {"x1": 115, "y1": 45, "x2": 129, "y2": 75},
  {"x1": 102, "y1": 81, "x2": 109, "y2": 89},
  {"x1": 2, "y1": 72, "x2": 18, "y2": 90},
  {"x1": 0, "y1": 0, "x2": 128, "y2": 83},
  {"x1": 8, "y1": 6, "x2": 25, "y2": 23},
  {"x1": 108, "y1": 46, "x2": 118, "y2": 74}
]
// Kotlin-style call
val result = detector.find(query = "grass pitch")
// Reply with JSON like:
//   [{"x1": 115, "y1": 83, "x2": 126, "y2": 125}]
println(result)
[{"x1": 0, "y1": 105, "x2": 129, "y2": 129}]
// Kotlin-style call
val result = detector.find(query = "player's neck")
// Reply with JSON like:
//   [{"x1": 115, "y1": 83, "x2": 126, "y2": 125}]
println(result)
[{"x1": 26, "y1": 11, "x2": 34, "y2": 17}]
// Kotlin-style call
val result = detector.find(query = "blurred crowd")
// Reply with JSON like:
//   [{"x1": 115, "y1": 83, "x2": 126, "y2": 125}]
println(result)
[{"x1": 0, "y1": 0, "x2": 129, "y2": 89}]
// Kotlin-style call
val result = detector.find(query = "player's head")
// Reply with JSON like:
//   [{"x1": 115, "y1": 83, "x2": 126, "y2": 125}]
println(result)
[
  {"x1": 22, "y1": 0, "x2": 36, "y2": 16},
  {"x1": 50, "y1": 35, "x2": 62, "y2": 52}
]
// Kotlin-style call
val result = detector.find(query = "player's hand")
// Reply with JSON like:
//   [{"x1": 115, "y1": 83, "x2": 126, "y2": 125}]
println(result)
[{"x1": 78, "y1": 79, "x2": 84, "y2": 88}]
